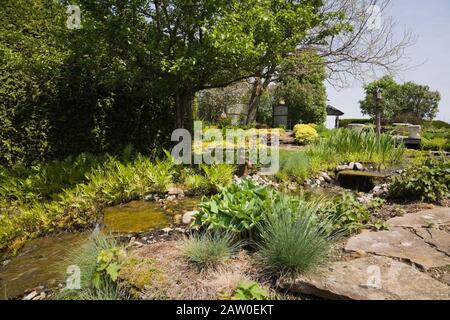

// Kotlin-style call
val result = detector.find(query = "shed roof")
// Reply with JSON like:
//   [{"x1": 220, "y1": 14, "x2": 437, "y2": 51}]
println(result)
[{"x1": 326, "y1": 105, "x2": 344, "y2": 116}]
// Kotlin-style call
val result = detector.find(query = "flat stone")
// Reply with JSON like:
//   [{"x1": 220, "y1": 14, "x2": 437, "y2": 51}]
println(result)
[
  {"x1": 388, "y1": 207, "x2": 450, "y2": 228},
  {"x1": 279, "y1": 256, "x2": 450, "y2": 300},
  {"x1": 182, "y1": 210, "x2": 199, "y2": 225},
  {"x1": 345, "y1": 228, "x2": 450, "y2": 270},
  {"x1": 414, "y1": 228, "x2": 450, "y2": 255}
]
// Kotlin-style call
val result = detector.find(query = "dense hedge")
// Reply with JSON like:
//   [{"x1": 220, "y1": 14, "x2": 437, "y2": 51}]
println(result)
[{"x1": 0, "y1": 0, "x2": 174, "y2": 167}]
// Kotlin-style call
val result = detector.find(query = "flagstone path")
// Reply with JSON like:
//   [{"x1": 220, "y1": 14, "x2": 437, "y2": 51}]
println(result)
[{"x1": 280, "y1": 207, "x2": 450, "y2": 300}]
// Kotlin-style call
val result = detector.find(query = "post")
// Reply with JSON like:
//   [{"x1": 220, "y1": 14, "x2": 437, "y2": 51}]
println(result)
[{"x1": 373, "y1": 88, "x2": 382, "y2": 137}]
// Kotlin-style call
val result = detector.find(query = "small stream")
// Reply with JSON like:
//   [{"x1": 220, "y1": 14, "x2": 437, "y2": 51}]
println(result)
[{"x1": 0, "y1": 197, "x2": 200, "y2": 300}]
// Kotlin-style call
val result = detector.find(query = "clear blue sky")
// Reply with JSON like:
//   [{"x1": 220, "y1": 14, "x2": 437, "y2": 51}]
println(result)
[{"x1": 326, "y1": 0, "x2": 450, "y2": 127}]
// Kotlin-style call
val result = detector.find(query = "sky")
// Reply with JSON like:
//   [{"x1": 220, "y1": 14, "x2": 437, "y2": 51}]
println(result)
[{"x1": 325, "y1": 0, "x2": 450, "y2": 127}]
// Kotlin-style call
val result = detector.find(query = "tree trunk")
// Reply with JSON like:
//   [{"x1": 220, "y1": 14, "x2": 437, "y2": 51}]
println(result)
[
  {"x1": 175, "y1": 89, "x2": 194, "y2": 132},
  {"x1": 246, "y1": 78, "x2": 264, "y2": 125}
]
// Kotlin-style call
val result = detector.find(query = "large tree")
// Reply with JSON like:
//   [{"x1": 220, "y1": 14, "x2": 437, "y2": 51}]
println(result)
[
  {"x1": 77, "y1": 0, "x2": 347, "y2": 130},
  {"x1": 359, "y1": 76, "x2": 440, "y2": 123},
  {"x1": 245, "y1": 0, "x2": 414, "y2": 124}
]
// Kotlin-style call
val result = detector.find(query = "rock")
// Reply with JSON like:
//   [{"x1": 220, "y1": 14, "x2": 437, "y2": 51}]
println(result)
[
  {"x1": 336, "y1": 164, "x2": 352, "y2": 172},
  {"x1": 371, "y1": 183, "x2": 388, "y2": 197},
  {"x1": 357, "y1": 194, "x2": 374, "y2": 204},
  {"x1": 440, "y1": 274, "x2": 450, "y2": 286},
  {"x1": 182, "y1": 210, "x2": 199, "y2": 225},
  {"x1": 166, "y1": 195, "x2": 177, "y2": 201},
  {"x1": 144, "y1": 194, "x2": 155, "y2": 201},
  {"x1": 387, "y1": 207, "x2": 450, "y2": 228},
  {"x1": 32, "y1": 292, "x2": 46, "y2": 300},
  {"x1": 2, "y1": 259, "x2": 10, "y2": 267},
  {"x1": 23, "y1": 291, "x2": 38, "y2": 300},
  {"x1": 175, "y1": 227, "x2": 186, "y2": 233},
  {"x1": 278, "y1": 256, "x2": 450, "y2": 300},
  {"x1": 353, "y1": 162, "x2": 364, "y2": 171},
  {"x1": 345, "y1": 228, "x2": 450, "y2": 270},
  {"x1": 320, "y1": 172, "x2": 333, "y2": 183},
  {"x1": 168, "y1": 187, "x2": 184, "y2": 197},
  {"x1": 162, "y1": 227, "x2": 172, "y2": 233},
  {"x1": 414, "y1": 228, "x2": 450, "y2": 255}
]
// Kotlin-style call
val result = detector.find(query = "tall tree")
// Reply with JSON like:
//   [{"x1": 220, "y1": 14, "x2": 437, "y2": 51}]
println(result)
[
  {"x1": 245, "y1": 0, "x2": 414, "y2": 124},
  {"x1": 78, "y1": 0, "x2": 347, "y2": 130},
  {"x1": 359, "y1": 76, "x2": 440, "y2": 123}
]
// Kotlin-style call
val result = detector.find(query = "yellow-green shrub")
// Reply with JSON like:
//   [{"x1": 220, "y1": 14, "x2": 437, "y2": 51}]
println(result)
[{"x1": 293, "y1": 124, "x2": 318, "y2": 145}]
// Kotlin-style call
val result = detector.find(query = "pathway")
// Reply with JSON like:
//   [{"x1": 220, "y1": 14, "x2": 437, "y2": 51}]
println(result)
[{"x1": 280, "y1": 207, "x2": 450, "y2": 300}]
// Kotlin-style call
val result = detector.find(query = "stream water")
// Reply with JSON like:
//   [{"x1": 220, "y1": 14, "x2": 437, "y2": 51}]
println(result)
[{"x1": 0, "y1": 197, "x2": 200, "y2": 300}]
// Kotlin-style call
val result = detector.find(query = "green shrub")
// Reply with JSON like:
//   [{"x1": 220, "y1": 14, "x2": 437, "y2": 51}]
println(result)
[
  {"x1": 55, "y1": 235, "x2": 129, "y2": 300},
  {"x1": 423, "y1": 120, "x2": 450, "y2": 130},
  {"x1": 0, "y1": 153, "x2": 104, "y2": 203},
  {"x1": 181, "y1": 232, "x2": 239, "y2": 268},
  {"x1": 183, "y1": 173, "x2": 209, "y2": 195},
  {"x1": 258, "y1": 197, "x2": 336, "y2": 275},
  {"x1": 293, "y1": 124, "x2": 319, "y2": 145},
  {"x1": 232, "y1": 281, "x2": 269, "y2": 300},
  {"x1": 276, "y1": 150, "x2": 310, "y2": 184},
  {"x1": 200, "y1": 163, "x2": 235, "y2": 193},
  {"x1": 421, "y1": 137, "x2": 450, "y2": 151},
  {"x1": 389, "y1": 157, "x2": 450, "y2": 202},
  {"x1": 318, "y1": 192, "x2": 384, "y2": 234},
  {"x1": 195, "y1": 180, "x2": 273, "y2": 239}
]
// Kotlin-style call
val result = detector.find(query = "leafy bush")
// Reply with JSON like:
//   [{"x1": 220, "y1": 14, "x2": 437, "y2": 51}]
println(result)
[
  {"x1": 181, "y1": 232, "x2": 239, "y2": 268},
  {"x1": 293, "y1": 124, "x2": 318, "y2": 145},
  {"x1": 258, "y1": 196, "x2": 336, "y2": 275},
  {"x1": 195, "y1": 180, "x2": 273, "y2": 239},
  {"x1": 421, "y1": 137, "x2": 450, "y2": 151},
  {"x1": 182, "y1": 173, "x2": 209, "y2": 195},
  {"x1": 423, "y1": 120, "x2": 450, "y2": 130},
  {"x1": 389, "y1": 157, "x2": 450, "y2": 202},
  {"x1": 232, "y1": 281, "x2": 269, "y2": 300},
  {"x1": 318, "y1": 192, "x2": 383, "y2": 234},
  {"x1": 0, "y1": 153, "x2": 104, "y2": 203},
  {"x1": 55, "y1": 235, "x2": 129, "y2": 300},
  {"x1": 200, "y1": 164, "x2": 235, "y2": 193}
]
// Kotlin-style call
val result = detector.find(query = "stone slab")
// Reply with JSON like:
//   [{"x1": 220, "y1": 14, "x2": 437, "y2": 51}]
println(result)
[
  {"x1": 279, "y1": 256, "x2": 450, "y2": 300},
  {"x1": 345, "y1": 228, "x2": 450, "y2": 270},
  {"x1": 388, "y1": 207, "x2": 450, "y2": 228}
]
